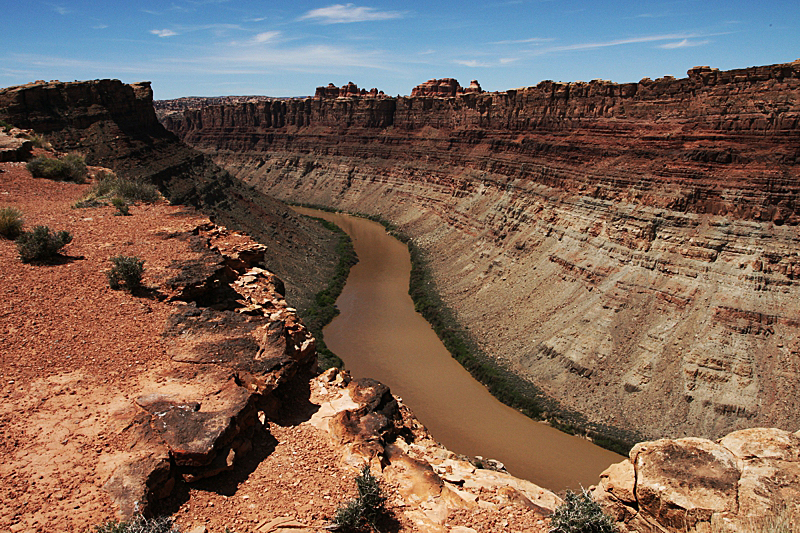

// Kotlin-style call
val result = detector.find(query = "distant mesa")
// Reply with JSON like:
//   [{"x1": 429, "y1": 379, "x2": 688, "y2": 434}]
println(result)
[
  {"x1": 411, "y1": 78, "x2": 483, "y2": 97},
  {"x1": 314, "y1": 81, "x2": 387, "y2": 99},
  {"x1": 313, "y1": 78, "x2": 484, "y2": 99}
]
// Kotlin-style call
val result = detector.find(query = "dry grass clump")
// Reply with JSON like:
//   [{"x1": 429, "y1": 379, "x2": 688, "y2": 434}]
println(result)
[
  {"x1": 0, "y1": 206, "x2": 24, "y2": 239},
  {"x1": 75, "y1": 170, "x2": 160, "y2": 208}
]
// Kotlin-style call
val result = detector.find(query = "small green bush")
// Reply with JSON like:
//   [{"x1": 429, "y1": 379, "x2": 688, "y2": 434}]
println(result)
[
  {"x1": 0, "y1": 120, "x2": 13, "y2": 132},
  {"x1": 90, "y1": 515, "x2": 180, "y2": 533},
  {"x1": 107, "y1": 255, "x2": 145, "y2": 291},
  {"x1": 549, "y1": 490, "x2": 616, "y2": 533},
  {"x1": 0, "y1": 206, "x2": 24, "y2": 239},
  {"x1": 27, "y1": 154, "x2": 88, "y2": 183},
  {"x1": 112, "y1": 197, "x2": 130, "y2": 216},
  {"x1": 334, "y1": 465, "x2": 389, "y2": 532},
  {"x1": 76, "y1": 171, "x2": 160, "y2": 207},
  {"x1": 15, "y1": 225, "x2": 72, "y2": 263}
]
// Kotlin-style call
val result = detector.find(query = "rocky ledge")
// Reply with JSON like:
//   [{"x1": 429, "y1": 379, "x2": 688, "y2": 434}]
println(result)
[{"x1": 592, "y1": 428, "x2": 800, "y2": 532}]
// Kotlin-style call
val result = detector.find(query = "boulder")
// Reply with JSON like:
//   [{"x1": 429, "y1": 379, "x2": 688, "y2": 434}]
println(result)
[{"x1": 592, "y1": 428, "x2": 800, "y2": 532}]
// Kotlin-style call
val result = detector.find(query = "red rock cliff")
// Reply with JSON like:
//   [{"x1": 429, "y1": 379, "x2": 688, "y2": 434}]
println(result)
[{"x1": 161, "y1": 60, "x2": 800, "y2": 442}]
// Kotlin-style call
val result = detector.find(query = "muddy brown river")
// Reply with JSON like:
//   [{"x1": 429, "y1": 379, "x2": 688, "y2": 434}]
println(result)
[{"x1": 295, "y1": 208, "x2": 623, "y2": 491}]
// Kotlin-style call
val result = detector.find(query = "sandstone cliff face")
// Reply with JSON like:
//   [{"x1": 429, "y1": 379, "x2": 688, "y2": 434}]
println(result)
[
  {"x1": 0, "y1": 79, "x2": 339, "y2": 312},
  {"x1": 162, "y1": 60, "x2": 800, "y2": 442}
]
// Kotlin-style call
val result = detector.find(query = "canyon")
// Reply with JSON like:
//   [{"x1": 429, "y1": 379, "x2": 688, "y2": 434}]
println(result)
[
  {"x1": 160, "y1": 61, "x2": 800, "y2": 445},
  {"x1": 3, "y1": 69, "x2": 800, "y2": 532}
]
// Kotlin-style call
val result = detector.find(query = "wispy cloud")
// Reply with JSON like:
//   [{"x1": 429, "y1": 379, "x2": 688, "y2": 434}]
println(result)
[
  {"x1": 49, "y1": 4, "x2": 69, "y2": 15},
  {"x1": 215, "y1": 43, "x2": 389, "y2": 70},
  {"x1": 490, "y1": 37, "x2": 554, "y2": 45},
  {"x1": 499, "y1": 57, "x2": 519, "y2": 64},
  {"x1": 455, "y1": 59, "x2": 493, "y2": 67},
  {"x1": 658, "y1": 39, "x2": 710, "y2": 49},
  {"x1": 92, "y1": 24, "x2": 108, "y2": 30},
  {"x1": 252, "y1": 31, "x2": 281, "y2": 44},
  {"x1": 151, "y1": 29, "x2": 178, "y2": 37},
  {"x1": 299, "y1": 4, "x2": 404, "y2": 24},
  {"x1": 535, "y1": 33, "x2": 722, "y2": 54},
  {"x1": 150, "y1": 23, "x2": 246, "y2": 38}
]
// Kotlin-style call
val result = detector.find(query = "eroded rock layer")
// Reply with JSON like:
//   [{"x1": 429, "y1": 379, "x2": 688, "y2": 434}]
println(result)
[
  {"x1": 162, "y1": 60, "x2": 800, "y2": 441},
  {"x1": 0, "y1": 79, "x2": 338, "y2": 311}
]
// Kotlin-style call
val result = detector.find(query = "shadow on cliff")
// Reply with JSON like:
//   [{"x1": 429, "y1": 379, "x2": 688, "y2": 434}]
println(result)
[
  {"x1": 267, "y1": 369, "x2": 320, "y2": 427},
  {"x1": 154, "y1": 420, "x2": 279, "y2": 516}
]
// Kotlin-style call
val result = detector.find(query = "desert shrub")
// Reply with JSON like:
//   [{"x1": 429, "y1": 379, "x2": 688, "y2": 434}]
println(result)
[
  {"x1": 28, "y1": 133, "x2": 50, "y2": 149},
  {"x1": 15, "y1": 225, "x2": 72, "y2": 262},
  {"x1": 112, "y1": 197, "x2": 130, "y2": 216},
  {"x1": 0, "y1": 206, "x2": 24, "y2": 239},
  {"x1": 76, "y1": 171, "x2": 160, "y2": 208},
  {"x1": 90, "y1": 515, "x2": 181, "y2": 533},
  {"x1": 107, "y1": 255, "x2": 145, "y2": 291},
  {"x1": 549, "y1": 490, "x2": 616, "y2": 533},
  {"x1": 26, "y1": 154, "x2": 88, "y2": 183},
  {"x1": 334, "y1": 465, "x2": 389, "y2": 532},
  {"x1": 0, "y1": 119, "x2": 12, "y2": 132}
]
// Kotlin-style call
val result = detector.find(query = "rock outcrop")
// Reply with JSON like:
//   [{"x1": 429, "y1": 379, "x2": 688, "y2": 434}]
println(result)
[
  {"x1": 591, "y1": 427, "x2": 800, "y2": 532},
  {"x1": 309, "y1": 368, "x2": 560, "y2": 531},
  {"x1": 410, "y1": 78, "x2": 482, "y2": 97},
  {"x1": 0, "y1": 79, "x2": 339, "y2": 312},
  {"x1": 0, "y1": 129, "x2": 33, "y2": 162},
  {"x1": 161, "y1": 60, "x2": 800, "y2": 443},
  {"x1": 314, "y1": 82, "x2": 387, "y2": 99},
  {"x1": 104, "y1": 224, "x2": 318, "y2": 517}
]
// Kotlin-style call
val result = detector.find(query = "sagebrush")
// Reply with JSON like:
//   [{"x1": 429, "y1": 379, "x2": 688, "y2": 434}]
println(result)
[
  {"x1": 27, "y1": 154, "x2": 88, "y2": 183},
  {"x1": 90, "y1": 515, "x2": 180, "y2": 533},
  {"x1": 334, "y1": 465, "x2": 389, "y2": 532},
  {"x1": 112, "y1": 196, "x2": 130, "y2": 216},
  {"x1": 549, "y1": 489, "x2": 616, "y2": 533},
  {"x1": 15, "y1": 225, "x2": 73, "y2": 262},
  {"x1": 75, "y1": 171, "x2": 160, "y2": 208},
  {"x1": 107, "y1": 255, "x2": 145, "y2": 291},
  {"x1": 0, "y1": 206, "x2": 24, "y2": 239}
]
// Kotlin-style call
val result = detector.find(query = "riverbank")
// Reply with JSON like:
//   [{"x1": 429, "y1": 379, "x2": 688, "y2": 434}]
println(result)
[
  {"x1": 291, "y1": 207, "x2": 624, "y2": 490},
  {"x1": 292, "y1": 204, "x2": 639, "y2": 456},
  {"x1": 293, "y1": 214, "x2": 358, "y2": 370}
]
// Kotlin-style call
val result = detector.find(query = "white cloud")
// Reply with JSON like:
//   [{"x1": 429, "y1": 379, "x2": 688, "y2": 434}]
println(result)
[
  {"x1": 454, "y1": 59, "x2": 492, "y2": 68},
  {"x1": 151, "y1": 29, "x2": 178, "y2": 37},
  {"x1": 531, "y1": 33, "x2": 728, "y2": 55},
  {"x1": 253, "y1": 31, "x2": 281, "y2": 44},
  {"x1": 499, "y1": 57, "x2": 519, "y2": 64},
  {"x1": 546, "y1": 33, "x2": 694, "y2": 52},
  {"x1": 93, "y1": 24, "x2": 108, "y2": 30},
  {"x1": 658, "y1": 39, "x2": 710, "y2": 49},
  {"x1": 299, "y1": 4, "x2": 404, "y2": 24},
  {"x1": 49, "y1": 4, "x2": 69, "y2": 15},
  {"x1": 490, "y1": 37, "x2": 554, "y2": 45}
]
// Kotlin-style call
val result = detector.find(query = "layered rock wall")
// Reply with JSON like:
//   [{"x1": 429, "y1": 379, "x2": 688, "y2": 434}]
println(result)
[{"x1": 161, "y1": 61, "x2": 800, "y2": 442}]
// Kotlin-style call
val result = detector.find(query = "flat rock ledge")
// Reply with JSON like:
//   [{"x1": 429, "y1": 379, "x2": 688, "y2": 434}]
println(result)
[
  {"x1": 591, "y1": 427, "x2": 800, "y2": 532},
  {"x1": 0, "y1": 129, "x2": 33, "y2": 162},
  {"x1": 104, "y1": 224, "x2": 316, "y2": 518}
]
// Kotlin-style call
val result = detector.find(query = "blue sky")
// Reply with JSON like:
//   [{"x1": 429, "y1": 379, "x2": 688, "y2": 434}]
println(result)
[{"x1": 2, "y1": 1, "x2": 798, "y2": 99}]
